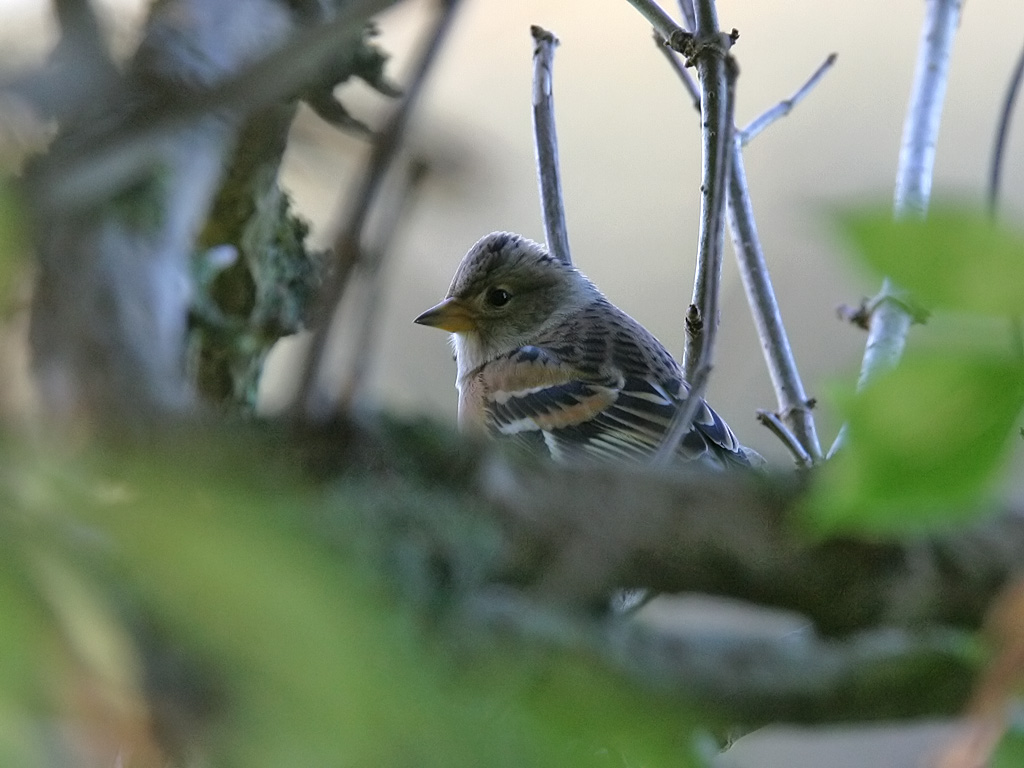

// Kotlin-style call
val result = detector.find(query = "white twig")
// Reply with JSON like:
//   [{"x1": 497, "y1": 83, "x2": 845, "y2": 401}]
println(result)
[
  {"x1": 530, "y1": 26, "x2": 572, "y2": 266},
  {"x1": 830, "y1": 0, "x2": 963, "y2": 457},
  {"x1": 738, "y1": 53, "x2": 837, "y2": 146}
]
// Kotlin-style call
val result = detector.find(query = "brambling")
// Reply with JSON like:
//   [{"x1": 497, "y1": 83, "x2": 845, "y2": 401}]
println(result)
[{"x1": 414, "y1": 232, "x2": 758, "y2": 468}]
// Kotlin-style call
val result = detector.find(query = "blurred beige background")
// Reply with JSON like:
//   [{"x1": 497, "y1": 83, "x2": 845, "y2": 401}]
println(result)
[{"x1": 2, "y1": 0, "x2": 1023, "y2": 463}]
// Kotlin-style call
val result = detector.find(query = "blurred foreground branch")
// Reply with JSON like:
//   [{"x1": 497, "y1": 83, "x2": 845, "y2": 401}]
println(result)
[
  {"x1": 22, "y1": 0, "x2": 400, "y2": 422},
  {"x1": 282, "y1": 413, "x2": 1024, "y2": 721}
]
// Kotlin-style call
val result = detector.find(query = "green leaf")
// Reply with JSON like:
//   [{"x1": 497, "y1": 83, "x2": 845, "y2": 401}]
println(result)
[
  {"x1": 839, "y1": 204, "x2": 1024, "y2": 315},
  {"x1": 993, "y1": 710, "x2": 1024, "y2": 768},
  {"x1": 807, "y1": 354, "x2": 1024, "y2": 533},
  {"x1": 61, "y1": 436, "x2": 707, "y2": 767},
  {"x1": 0, "y1": 180, "x2": 27, "y2": 313}
]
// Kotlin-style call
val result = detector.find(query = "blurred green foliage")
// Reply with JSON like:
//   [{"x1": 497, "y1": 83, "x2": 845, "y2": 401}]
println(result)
[
  {"x1": 0, "y1": 180, "x2": 27, "y2": 315},
  {"x1": 809, "y1": 204, "x2": 1024, "y2": 534},
  {"x1": 839, "y1": 204, "x2": 1024, "y2": 315},
  {"x1": 0, "y1": 433, "x2": 708, "y2": 767}
]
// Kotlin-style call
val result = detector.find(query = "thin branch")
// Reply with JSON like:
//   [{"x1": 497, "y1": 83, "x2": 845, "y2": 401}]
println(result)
[
  {"x1": 830, "y1": 0, "x2": 963, "y2": 457},
  {"x1": 988, "y1": 42, "x2": 1024, "y2": 361},
  {"x1": 656, "y1": 4, "x2": 737, "y2": 460},
  {"x1": 466, "y1": 589, "x2": 974, "y2": 724},
  {"x1": 675, "y1": 0, "x2": 696, "y2": 32},
  {"x1": 738, "y1": 52, "x2": 837, "y2": 146},
  {"x1": 530, "y1": 26, "x2": 572, "y2": 266},
  {"x1": 727, "y1": 141, "x2": 823, "y2": 460},
  {"x1": 988, "y1": 39, "x2": 1024, "y2": 214},
  {"x1": 652, "y1": 364, "x2": 710, "y2": 466},
  {"x1": 680, "y1": 4, "x2": 735, "y2": 382},
  {"x1": 295, "y1": 0, "x2": 462, "y2": 420},
  {"x1": 656, "y1": 23, "x2": 825, "y2": 462},
  {"x1": 624, "y1": 0, "x2": 686, "y2": 47},
  {"x1": 756, "y1": 410, "x2": 812, "y2": 467},
  {"x1": 654, "y1": 31, "x2": 700, "y2": 110},
  {"x1": 338, "y1": 158, "x2": 430, "y2": 409}
]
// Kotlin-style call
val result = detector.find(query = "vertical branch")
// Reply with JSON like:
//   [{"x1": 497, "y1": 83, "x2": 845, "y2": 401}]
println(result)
[
  {"x1": 830, "y1": 0, "x2": 963, "y2": 456},
  {"x1": 655, "y1": 7, "x2": 737, "y2": 463},
  {"x1": 680, "y1": 0, "x2": 736, "y2": 383},
  {"x1": 295, "y1": 0, "x2": 462, "y2": 420},
  {"x1": 531, "y1": 26, "x2": 572, "y2": 266},
  {"x1": 655, "y1": 19, "x2": 831, "y2": 462}
]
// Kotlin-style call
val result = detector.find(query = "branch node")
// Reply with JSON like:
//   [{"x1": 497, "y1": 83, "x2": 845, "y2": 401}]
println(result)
[
  {"x1": 838, "y1": 293, "x2": 929, "y2": 332},
  {"x1": 685, "y1": 303, "x2": 703, "y2": 339},
  {"x1": 756, "y1": 409, "x2": 813, "y2": 467}
]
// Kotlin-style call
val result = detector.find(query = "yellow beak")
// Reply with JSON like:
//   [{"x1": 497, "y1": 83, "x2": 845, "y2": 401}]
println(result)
[{"x1": 413, "y1": 297, "x2": 477, "y2": 333}]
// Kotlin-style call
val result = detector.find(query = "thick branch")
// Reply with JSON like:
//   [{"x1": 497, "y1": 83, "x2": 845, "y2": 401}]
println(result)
[
  {"x1": 305, "y1": 416, "x2": 1024, "y2": 640},
  {"x1": 530, "y1": 26, "x2": 572, "y2": 266},
  {"x1": 295, "y1": 414, "x2": 1023, "y2": 720}
]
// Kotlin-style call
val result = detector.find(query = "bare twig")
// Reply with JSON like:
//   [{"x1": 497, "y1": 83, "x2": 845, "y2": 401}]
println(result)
[
  {"x1": 738, "y1": 52, "x2": 837, "y2": 146},
  {"x1": 656, "y1": 21, "x2": 826, "y2": 462},
  {"x1": 338, "y1": 159, "x2": 430, "y2": 408},
  {"x1": 530, "y1": 26, "x2": 572, "y2": 266},
  {"x1": 296, "y1": 0, "x2": 462, "y2": 420},
  {"x1": 656, "y1": 5, "x2": 737, "y2": 460},
  {"x1": 988, "y1": 39, "x2": 1024, "y2": 214},
  {"x1": 830, "y1": 0, "x2": 963, "y2": 457},
  {"x1": 989, "y1": 41, "x2": 1024, "y2": 359},
  {"x1": 625, "y1": 0, "x2": 686, "y2": 47},
  {"x1": 680, "y1": 1, "x2": 736, "y2": 382},
  {"x1": 652, "y1": 364, "x2": 711, "y2": 466},
  {"x1": 756, "y1": 410, "x2": 812, "y2": 467},
  {"x1": 654, "y1": 31, "x2": 700, "y2": 109},
  {"x1": 728, "y1": 142, "x2": 823, "y2": 461},
  {"x1": 675, "y1": 0, "x2": 696, "y2": 32}
]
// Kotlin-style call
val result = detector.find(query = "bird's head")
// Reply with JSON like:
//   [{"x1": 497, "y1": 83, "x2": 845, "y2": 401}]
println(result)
[{"x1": 414, "y1": 232, "x2": 598, "y2": 365}]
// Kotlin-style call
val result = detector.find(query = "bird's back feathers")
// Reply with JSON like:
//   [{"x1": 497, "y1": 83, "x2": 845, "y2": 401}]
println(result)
[{"x1": 462, "y1": 296, "x2": 754, "y2": 469}]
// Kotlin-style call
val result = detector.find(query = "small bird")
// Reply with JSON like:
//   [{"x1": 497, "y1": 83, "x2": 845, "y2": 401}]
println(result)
[{"x1": 414, "y1": 232, "x2": 758, "y2": 468}]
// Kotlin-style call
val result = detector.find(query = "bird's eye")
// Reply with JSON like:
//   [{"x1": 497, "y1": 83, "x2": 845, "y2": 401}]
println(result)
[{"x1": 486, "y1": 288, "x2": 512, "y2": 307}]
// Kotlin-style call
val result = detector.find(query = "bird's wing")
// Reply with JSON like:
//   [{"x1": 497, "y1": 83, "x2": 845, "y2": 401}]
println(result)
[{"x1": 474, "y1": 344, "x2": 751, "y2": 467}]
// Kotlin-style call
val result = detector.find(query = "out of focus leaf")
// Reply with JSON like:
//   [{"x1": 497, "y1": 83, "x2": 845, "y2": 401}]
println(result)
[
  {"x1": 992, "y1": 710, "x2": 1024, "y2": 768},
  {"x1": 52, "y1": 436, "x2": 706, "y2": 767},
  {"x1": 807, "y1": 354, "x2": 1024, "y2": 533},
  {"x1": 0, "y1": 180, "x2": 28, "y2": 313},
  {"x1": 839, "y1": 204, "x2": 1024, "y2": 315}
]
